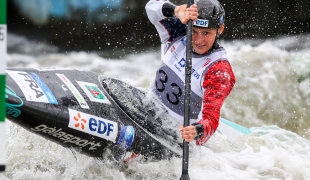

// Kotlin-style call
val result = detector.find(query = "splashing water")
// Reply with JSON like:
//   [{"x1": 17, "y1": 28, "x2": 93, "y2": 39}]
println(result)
[{"x1": 1, "y1": 33, "x2": 310, "y2": 179}]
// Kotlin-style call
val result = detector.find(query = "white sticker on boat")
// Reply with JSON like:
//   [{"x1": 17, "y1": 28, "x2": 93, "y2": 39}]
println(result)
[
  {"x1": 77, "y1": 81, "x2": 110, "y2": 104},
  {"x1": 35, "y1": 67, "x2": 74, "y2": 71},
  {"x1": 68, "y1": 108, "x2": 118, "y2": 142},
  {"x1": 56, "y1": 73, "x2": 89, "y2": 109},
  {"x1": 6, "y1": 70, "x2": 58, "y2": 104}
]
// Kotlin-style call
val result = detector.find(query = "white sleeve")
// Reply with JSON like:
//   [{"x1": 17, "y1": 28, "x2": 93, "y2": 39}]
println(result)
[{"x1": 145, "y1": 0, "x2": 173, "y2": 43}]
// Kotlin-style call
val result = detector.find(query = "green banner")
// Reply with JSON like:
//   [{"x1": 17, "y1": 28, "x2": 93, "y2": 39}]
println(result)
[
  {"x1": 0, "y1": 0, "x2": 5, "y2": 171},
  {"x1": 0, "y1": 0, "x2": 6, "y2": 24},
  {"x1": 0, "y1": 75, "x2": 4, "y2": 122}
]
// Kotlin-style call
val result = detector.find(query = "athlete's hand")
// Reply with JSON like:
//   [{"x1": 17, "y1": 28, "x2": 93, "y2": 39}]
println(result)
[
  {"x1": 179, "y1": 125, "x2": 197, "y2": 142},
  {"x1": 175, "y1": 4, "x2": 198, "y2": 24}
]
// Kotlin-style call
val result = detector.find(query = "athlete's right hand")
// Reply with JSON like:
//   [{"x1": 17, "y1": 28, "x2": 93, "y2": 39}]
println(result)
[{"x1": 174, "y1": 4, "x2": 198, "y2": 24}]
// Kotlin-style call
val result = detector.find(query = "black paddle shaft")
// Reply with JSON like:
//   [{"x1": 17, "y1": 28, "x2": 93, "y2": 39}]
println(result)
[{"x1": 180, "y1": 0, "x2": 194, "y2": 180}]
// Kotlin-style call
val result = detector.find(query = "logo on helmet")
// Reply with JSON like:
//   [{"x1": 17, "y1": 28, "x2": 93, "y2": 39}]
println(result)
[
  {"x1": 219, "y1": 16, "x2": 224, "y2": 25},
  {"x1": 194, "y1": 19, "x2": 209, "y2": 28}
]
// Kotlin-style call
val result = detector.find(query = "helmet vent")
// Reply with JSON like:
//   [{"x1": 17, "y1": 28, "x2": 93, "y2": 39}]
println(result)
[{"x1": 213, "y1": 7, "x2": 217, "y2": 17}]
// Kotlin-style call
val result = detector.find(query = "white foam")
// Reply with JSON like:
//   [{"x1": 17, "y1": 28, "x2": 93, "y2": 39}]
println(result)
[{"x1": 2, "y1": 33, "x2": 310, "y2": 179}]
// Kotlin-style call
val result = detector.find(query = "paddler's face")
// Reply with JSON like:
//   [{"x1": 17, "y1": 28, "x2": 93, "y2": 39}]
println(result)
[{"x1": 192, "y1": 24, "x2": 224, "y2": 54}]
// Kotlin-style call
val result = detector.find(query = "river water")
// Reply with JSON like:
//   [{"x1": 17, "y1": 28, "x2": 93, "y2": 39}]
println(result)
[{"x1": 1, "y1": 33, "x2": 310, "y2": 179}]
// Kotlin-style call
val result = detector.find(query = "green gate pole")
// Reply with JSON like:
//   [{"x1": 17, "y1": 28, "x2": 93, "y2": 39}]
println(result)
[{"x1": 0, "y1": 0, "x2": 6, "y2": 172}]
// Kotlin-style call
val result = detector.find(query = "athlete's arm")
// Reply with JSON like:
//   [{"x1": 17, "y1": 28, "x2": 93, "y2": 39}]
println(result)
[
  {"x1": 193, "y1": 60, "x2": 236, "y2": 145},
  {"x1": 145, "y1": 0, "x2": 187, "y2": 42}
]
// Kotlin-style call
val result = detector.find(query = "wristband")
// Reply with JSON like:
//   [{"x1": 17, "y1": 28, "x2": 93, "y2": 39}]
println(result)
[
  {"x1": 162, "y1": 3, "x2": 176, "y2": 17},
  {"x1": 192, "y1": 123, "x2": 204, "y2": 140}
]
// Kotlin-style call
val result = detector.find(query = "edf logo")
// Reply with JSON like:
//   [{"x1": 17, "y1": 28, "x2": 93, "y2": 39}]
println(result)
[
  {"x1": 194, "y1": 19, "x2": 209, "y2": 28},
  {"x1": 89, "y1": 117, "x2": 114, "y2": 136},
  {"x1": 69, "y1": 109, "x2": 118, "y2": 142}
]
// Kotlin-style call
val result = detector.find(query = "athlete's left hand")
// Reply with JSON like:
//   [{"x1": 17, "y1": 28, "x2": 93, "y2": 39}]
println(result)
[
  {"x1": 175, "y1": 4, "x2": 198, "y2": 24},
  {"x1": 179, "y1": 125, "x2": 197, "y2": 142}
]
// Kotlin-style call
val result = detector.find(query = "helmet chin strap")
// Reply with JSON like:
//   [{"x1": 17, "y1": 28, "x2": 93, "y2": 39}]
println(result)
[
  {"x1": 212, "y1": 29, "x2": 220, "y2": 48},
  {"x1": 216, "y1": 29, "x2": 220, "y2": 39}
]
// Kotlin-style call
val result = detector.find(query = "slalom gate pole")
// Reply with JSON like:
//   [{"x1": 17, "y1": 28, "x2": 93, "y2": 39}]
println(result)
[
  {"x1": 0, "y1": 0, "x2": 6, "y2": 172},
  {"x1": 180, "y1": 0, "x2": 194, "y2": 179}
]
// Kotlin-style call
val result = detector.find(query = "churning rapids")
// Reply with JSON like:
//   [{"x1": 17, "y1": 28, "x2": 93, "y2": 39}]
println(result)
[{"x1": 1, "y1": 33, "x2": 310, "y2": 179}]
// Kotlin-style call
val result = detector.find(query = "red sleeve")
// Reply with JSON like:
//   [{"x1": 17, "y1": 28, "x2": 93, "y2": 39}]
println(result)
[{"x1": 195, "y1": 60, "x2": 236, "y2": 145}]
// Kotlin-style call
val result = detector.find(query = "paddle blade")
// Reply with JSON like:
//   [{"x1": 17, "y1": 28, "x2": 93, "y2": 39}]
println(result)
[{"x1": 217, "y1": 117, "x2": 251, "y2": 142}]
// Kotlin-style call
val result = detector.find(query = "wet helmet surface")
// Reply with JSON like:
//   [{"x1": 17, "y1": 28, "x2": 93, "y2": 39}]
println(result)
[{"x1": 193, "y1": 0, "x2": 225, "y2": 28}]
